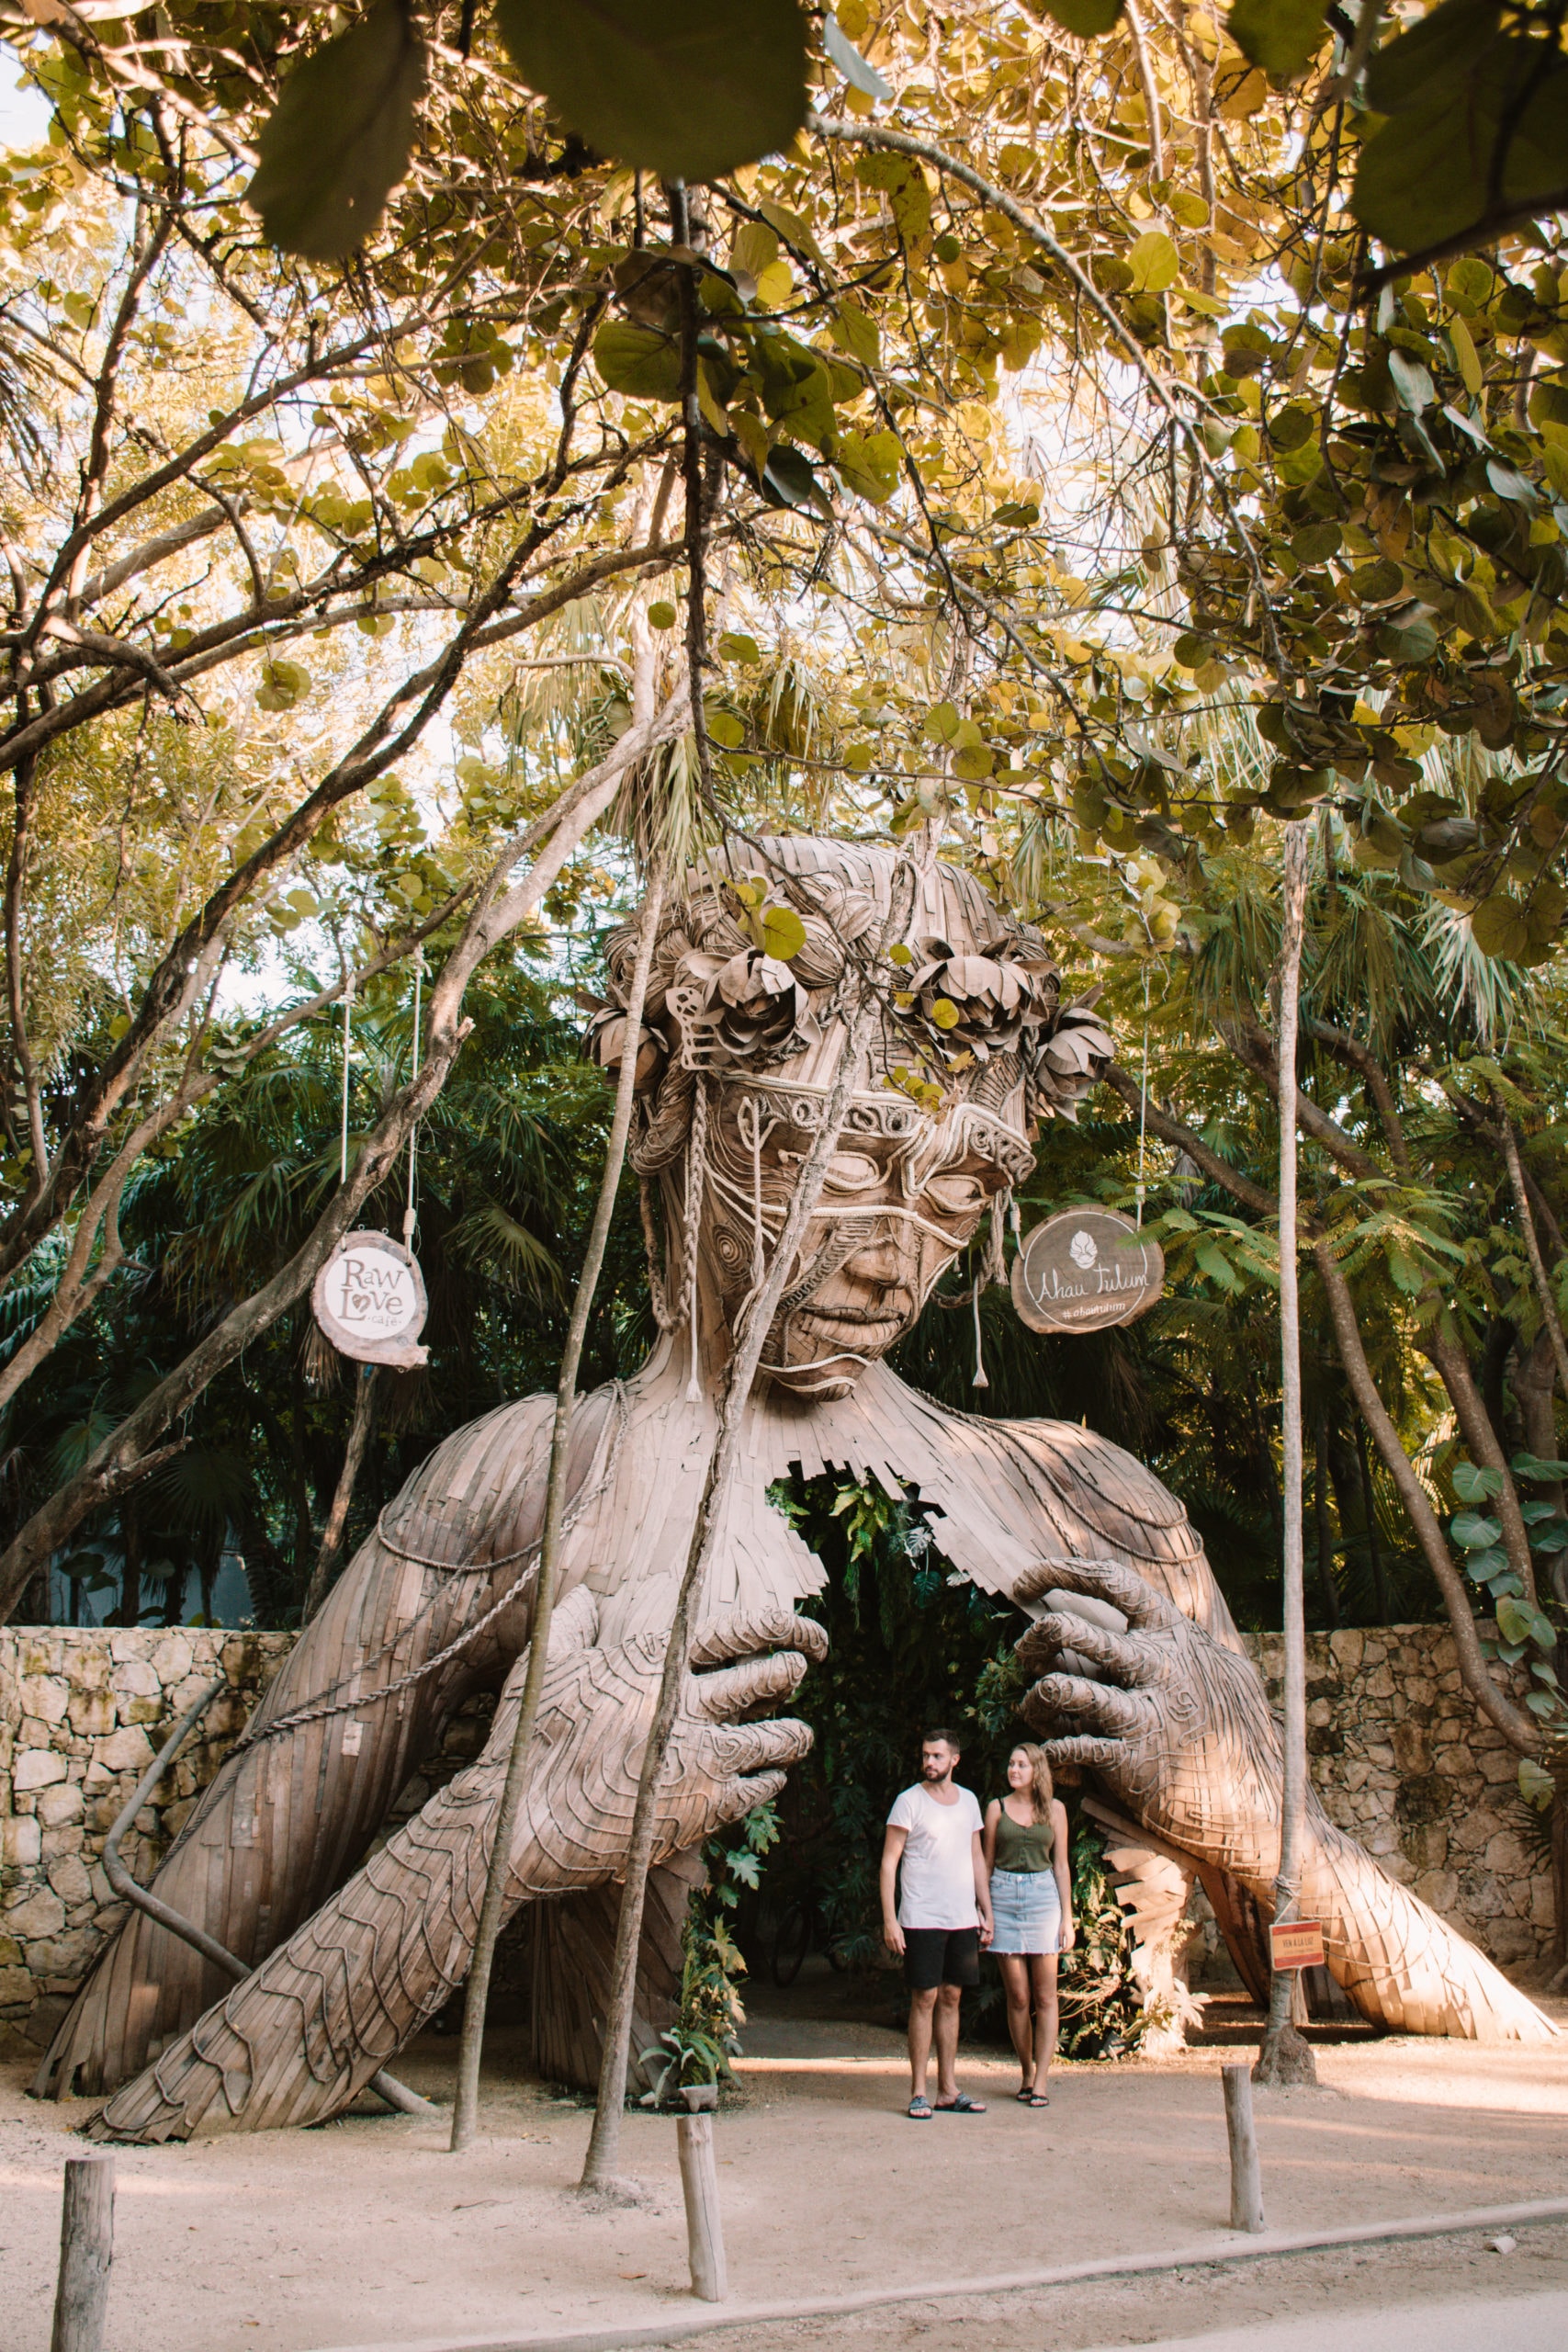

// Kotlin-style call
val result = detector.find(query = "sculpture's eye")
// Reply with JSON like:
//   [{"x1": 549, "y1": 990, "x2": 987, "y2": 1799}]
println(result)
[
  {"x1": 824, "y1": 1150, "x2": 885, "y2": 1193},
  {"x1": 924, "y1": 1172, "x2": 988, "y2": 1218}
]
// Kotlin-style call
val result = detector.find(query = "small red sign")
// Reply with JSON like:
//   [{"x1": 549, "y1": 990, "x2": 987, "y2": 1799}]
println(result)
[{"x1": 1269, "y1": 1919, "x2": 1325, "y2": 1972}]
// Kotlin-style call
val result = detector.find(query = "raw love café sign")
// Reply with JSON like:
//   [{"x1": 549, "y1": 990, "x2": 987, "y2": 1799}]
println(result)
[{"x1": 311, "y1": 1230, "x2": 429, "y2": 1369}]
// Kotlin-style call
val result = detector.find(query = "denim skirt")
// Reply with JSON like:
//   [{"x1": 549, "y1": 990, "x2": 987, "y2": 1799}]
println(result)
[{"x1": 989, "y1": 1867, "x2": 1062, "y2": 1956}]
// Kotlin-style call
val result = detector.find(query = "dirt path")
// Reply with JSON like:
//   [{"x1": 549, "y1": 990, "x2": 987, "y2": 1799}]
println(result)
[{"x1": 6, "y1": 1998, "x2": 1568, "y2": 2352}]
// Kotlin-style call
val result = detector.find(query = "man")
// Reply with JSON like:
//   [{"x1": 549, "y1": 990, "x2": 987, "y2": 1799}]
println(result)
[{"x1": 881, "y1": 1727, "x2": 993, "y2": 2119}]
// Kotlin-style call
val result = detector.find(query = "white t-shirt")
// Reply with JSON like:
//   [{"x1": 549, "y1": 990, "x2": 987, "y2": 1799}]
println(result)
[{"x1": 886, "y1": 1782, "x2": 984, "y2": 1929}]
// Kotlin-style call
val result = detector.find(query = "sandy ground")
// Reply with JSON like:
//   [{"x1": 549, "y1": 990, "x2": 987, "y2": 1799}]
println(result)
[{"x1": 6, "y1": 1984, "x2": 1568, "y2": 2352}]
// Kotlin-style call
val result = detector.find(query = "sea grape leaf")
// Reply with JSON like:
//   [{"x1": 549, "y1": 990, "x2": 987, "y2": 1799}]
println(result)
[
  {"x1": 761, "y1": 904, "x2": 807, "y2": 959},
  {"x1": 494, "y1": 0, "x2": 807, "y2": 184},
  {"x1": 1127, "y1": 232, "x2": 1179, "y2": 292},
  {"x1": 247, "y1": 0, "x2": 425, "y2": 260},
  {"x1": 1228, "y1": 0, "x2": 1327, "y2": 79},
  {"x1": 1354, "y1": 26, "x2": 1568, "y2": 255},
  {"x1": 593, "y1": 322, "x2": 682, "y2": 401},
  {"x1": 1041, "y1": 0, "x2": 1125, "y2": 32},
  {"x1": 1364, "y1": 0, "x2": 1501, "y2": 116}
]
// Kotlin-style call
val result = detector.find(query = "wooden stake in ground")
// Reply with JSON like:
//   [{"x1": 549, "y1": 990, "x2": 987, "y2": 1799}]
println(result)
[
  {"x1": 579, "y1": 928, "x2": 901, "y2": 2194},
  {"x1": 1256, "y1": 820, "x2": 1317, "y2": 2089},
  {"x1": 51, "y1": 2152, "x2": 114, "y2": 2352},
  {"x1": 1222, "y1": 2063, "x2": 1265, "y2": 2233},
  {"x1": 676, "y1": 2101, "x2": 728, "y2": 2301},
  {"x1": 448, "y1": 864, "x2": 667, "y2": 2154}
]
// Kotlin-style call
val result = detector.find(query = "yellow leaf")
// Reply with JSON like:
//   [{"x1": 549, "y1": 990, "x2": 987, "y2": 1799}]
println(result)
[{"x1": 1449, "y1": 314, "x2": 1483, "y2": 400}]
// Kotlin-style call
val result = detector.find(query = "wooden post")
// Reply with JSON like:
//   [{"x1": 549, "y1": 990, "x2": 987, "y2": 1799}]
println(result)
[
  {"x1": 675, "y1": 2110, "x2": 728, "y2": 2302},
  {"x1": 51, "y1": 2152, "x2": 114, "y2": 2352},
  {"x1": 1223, "y1": 2063, "x2": 1265, "y2": 2234}
]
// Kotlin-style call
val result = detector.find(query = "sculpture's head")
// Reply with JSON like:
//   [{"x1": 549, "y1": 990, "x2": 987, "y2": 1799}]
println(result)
[{"x1": 586, "y1": 838, "x2": 1111, "y2": 1401}]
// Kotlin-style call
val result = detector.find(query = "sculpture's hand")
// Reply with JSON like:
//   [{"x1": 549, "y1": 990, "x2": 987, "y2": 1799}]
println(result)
[
  {"x1": 1012, "y1": 1557, "x2": 1282, "y2": 1885},
  {"x1": 514, "y1": 1595, "x2": 826, "y2": 1894},
  {"x1": 1011, "y1": 1558, "x2": 1557, "y2": 2044},
  {"x1": 86, "y1": 1598, "x2": 828, "y2": 2143}
]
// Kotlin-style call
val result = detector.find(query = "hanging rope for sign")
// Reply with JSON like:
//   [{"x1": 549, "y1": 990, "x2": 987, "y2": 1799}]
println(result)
[
  {"x1": 403, "y1": 948, "x2": 422, "y2": 1251},
  {"x1": 310, "y1": 949, "x2": 430, "y2": 1370},
  {"x1": 1135, "y1": 961, "x2": 1150, "y2": 1231},
  {"x1": 339, "y1": 964, "x2": 354, "y2": 1189}
]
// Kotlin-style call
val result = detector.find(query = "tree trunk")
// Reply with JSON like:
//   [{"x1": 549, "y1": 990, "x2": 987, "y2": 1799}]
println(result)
[
  {"x1": 1313, "y1": 1398, "x2": 1339, "y2": 1631},
  {"x1": 448, "y1": 860, "x2": 666, "y2": 2154},
  {"x1": 1256, "y1": 820, "x2": 1315, "y2": 2086},
  {"x1": 303, "y1": 1366, "x2": 378, "y2": 1622}
]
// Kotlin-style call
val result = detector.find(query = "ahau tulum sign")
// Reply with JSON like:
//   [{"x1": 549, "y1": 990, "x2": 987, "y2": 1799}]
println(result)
[
  {"x1": 311, "y1": 1230, "x2": 430, "y2": 1369},
  {"x1": 1010, "y1": 1207, "x2": 1164, "y2": 1336}
]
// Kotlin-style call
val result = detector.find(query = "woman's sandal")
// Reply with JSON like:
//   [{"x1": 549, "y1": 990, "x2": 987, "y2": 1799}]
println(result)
[
  {"x1": 933, "y1": 2092, "x2": 987, "y2": 2114},
  {"x1": 1028, "y1": 2089, "x2": 1051, "y2": 2108},
  {"x1": 1014, "y1": 2086, "x2": 1035, "y2": 2103},
  {"x1": 907, "y1": 2096, "x2": 933, "y2": 2120}
]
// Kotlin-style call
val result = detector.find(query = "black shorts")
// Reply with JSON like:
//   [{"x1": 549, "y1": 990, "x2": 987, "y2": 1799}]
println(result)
[{"x1": 902, "y1": 1926, "x2": 980, "y2": 1991}]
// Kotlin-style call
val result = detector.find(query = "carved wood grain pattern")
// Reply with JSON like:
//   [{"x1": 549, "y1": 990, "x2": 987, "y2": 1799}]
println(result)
[
  {"x1": 526, "y1": 1852, "x2": 705, "y2": 2094},
  {"x1": 38, "y1": 1389, "x2": 617, "y2": 2099}
]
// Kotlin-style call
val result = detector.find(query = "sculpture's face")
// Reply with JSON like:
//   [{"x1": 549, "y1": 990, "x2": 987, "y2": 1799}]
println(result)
[
  {"x1": 701, "y1": 1069, "x2": 1030, "y2": 1399},
  {"x1": 590, "y1": 840, "x2": 1113, "y2": 1405}
]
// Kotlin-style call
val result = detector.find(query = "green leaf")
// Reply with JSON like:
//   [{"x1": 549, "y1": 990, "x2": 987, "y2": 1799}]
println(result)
[
  {"x1": 593, "y1": 321, "x2": 682, "y2": 401},
  {"x1": 1364, "y1": 0, "x2": 1500, "y2": 117},
  {"x1": 1040, "y1": 0, "x2": 1125, "y2": 31},
  {"x1": 1451, "y1": 1510, "x2": 1502, "y2": 1549},
  {"x1": 1228, "y1": 0, "x2": 1327, "y2": 79},
  {"x1": 1453, "y1": 1459, "x2": 1505, "y2": 1501},
  {"x1": 495, "y1": 0, "x2": 807, "y2": 183},
  {"x1": 247, "y1": 0, "x2": 425, "y2": 261},
  {"x1": 832, "y1": 426, "x2": 902, "y2": 503},
  {"x1": 953, "y1": 742, "x2": 995, "y2": 781},
  {"x1": 705, "y1": 707, "x2": 746, "y2": 749},
  {"x1": 1495, "y1": 1592, "x2": 1534, "y2": 1644},
  {"x1": 761, "y1": 904, "x2": 807, "y2": 960},
  {"x1": 647, "y1": 599, "x2": 679, "y2": 630},
  {"x1": 717, "y1": 631, "x2": 761, "y2": 664},
  {"x1": 1127, "y1": 232, "x2": 1179, "y2": 294},
  {"x1": 1519, "y1": 1756, "x2": 1556, "y2": 1807},
  {"x1": 1471, "y1": 893, "x2": 1529, "y2": 959},
  {"x1": 1513, "y1": 1453, "x2": 1568, "y2": 1481},
  {"x1": 1353, "y1": 25, "x2": 1568, "y2": 256}
]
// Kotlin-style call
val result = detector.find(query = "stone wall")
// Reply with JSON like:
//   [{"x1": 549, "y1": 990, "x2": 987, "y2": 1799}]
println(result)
[
  {"x1": 2, "y1": 1619, "x2": 1556, "y2": 2059},
  {"x1": 1242, "y1": 1623, "x2": 1553, "y2": 1973},
  {"x1": 0, "y1": 1627, "x2": 293, "y2": 2058}
]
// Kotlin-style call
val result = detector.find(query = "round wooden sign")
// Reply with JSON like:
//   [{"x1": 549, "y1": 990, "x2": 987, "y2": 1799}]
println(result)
[
  {"x1": 311, "y1": 1230, "x2": 429, "y2": 1369},
  {"x1": 1010, "y1": 1208, "x2": 1164, "y2": 1336}
]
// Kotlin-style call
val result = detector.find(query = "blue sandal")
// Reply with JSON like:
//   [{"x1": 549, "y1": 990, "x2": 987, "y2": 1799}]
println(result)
[
  {"x1": 907, "y1": 2096, "x2": 932, "y2": 2120},
  {"x1": 934, "y1": 2092, "x2": 987, "y2": 2114}
]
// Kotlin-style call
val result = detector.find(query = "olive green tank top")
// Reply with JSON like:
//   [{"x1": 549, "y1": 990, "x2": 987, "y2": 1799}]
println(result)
[{"x1": 994, "y1": 1806, "x2": 1055, "y2": 1873}]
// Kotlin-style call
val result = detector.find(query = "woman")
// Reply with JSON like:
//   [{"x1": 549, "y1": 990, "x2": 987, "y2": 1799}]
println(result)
[{"x1": 984, "y1": 1744, "x2": 1075, "y2": 2106}]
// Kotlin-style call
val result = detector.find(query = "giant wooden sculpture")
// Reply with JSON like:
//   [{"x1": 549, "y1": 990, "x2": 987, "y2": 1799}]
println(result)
[{"x1": 39, "y1": 838, "x2": 1553, "y2": 2142}]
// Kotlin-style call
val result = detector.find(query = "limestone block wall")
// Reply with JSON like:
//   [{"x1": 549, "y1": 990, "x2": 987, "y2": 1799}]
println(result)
[
  {"x1": 1, "y1": 1619, "x2": 1556, "y2": 2057},
  {"x1": 0, "y1": 1627, "x2": 293, "y2": 2056},
  {"x1": 1242, "y1": 1624, "x2": 1553, "y2": 1973}
]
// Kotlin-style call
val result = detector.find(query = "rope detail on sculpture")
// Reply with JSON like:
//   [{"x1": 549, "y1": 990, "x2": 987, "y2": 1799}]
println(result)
[{"x1": 229, "y1": 1386, "x2": 629, "y2": 1756}]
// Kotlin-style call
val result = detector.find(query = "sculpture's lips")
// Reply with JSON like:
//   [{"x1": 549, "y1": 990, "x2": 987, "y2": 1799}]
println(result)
[{"x1": 793, "y1": 1298, "x2": 910, "y2": 1352}]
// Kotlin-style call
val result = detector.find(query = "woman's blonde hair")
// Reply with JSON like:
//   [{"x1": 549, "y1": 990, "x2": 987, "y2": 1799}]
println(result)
[{"x1": 1013, "y1": 1743, "x2": 1055, "y2": 1822}]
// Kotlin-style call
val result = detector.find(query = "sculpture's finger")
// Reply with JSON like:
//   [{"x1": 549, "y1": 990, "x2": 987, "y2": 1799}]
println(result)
[
  {"x1": 1011, "y1": 1555, "x2": 1174, "y2": 1629},
  {"x1": 1032, "y1": 1735, "x2": 1124, "y2": 1775},
  {"x1": 692, "y1": 1647, "x2": 809, "y2": 1721},
  {"x1": 1016, "y1": 1611, "x2": 1154, "y2": 1688},
  {"x1": 707, "y1": 1713, "x2": 815, "y2": 1777},
  {"x1": 689, "y1": 1606, "x2": 829, "y2": 1669},
  {"x1": 546, "y1": 1584, "x2": 601, "y2": 1656},
  {"x1": 711, "y1": 1768, "x2": 790, "y2": 1826},
  {"x1": 1024, "y1": 1671, "x2": 1145, "y2": 1740}
]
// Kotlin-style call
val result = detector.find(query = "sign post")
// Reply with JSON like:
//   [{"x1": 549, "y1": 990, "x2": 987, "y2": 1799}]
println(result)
[{"x1": 1268, "y1": 1919, "x2": 1325, "y2": 1973}]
